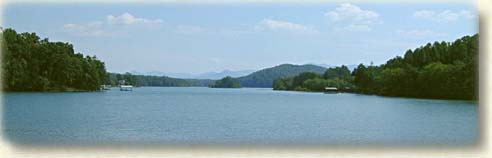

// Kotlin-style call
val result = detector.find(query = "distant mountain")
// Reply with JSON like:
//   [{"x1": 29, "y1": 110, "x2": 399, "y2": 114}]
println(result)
[
  {"x1": 309, "y1": 63, "x2": 331, "y2": 69},
  {"x1": 193, "y1": 69, "x2": 256, "y2": 79},
  {"x1": 130, "y1": 69, "x2": 255, "y2": 79},
  {"x1": 162, "y1": 72, "x2": 197, "y2": 79},
  {"x1": 129, "y1": 70, "x2": 168, "y2": 77},
  {"x1": 238, "y1": 64, "x2": 327, "y2": 88}
]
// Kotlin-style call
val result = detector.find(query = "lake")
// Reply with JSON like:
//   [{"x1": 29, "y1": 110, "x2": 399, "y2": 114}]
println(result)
[{"x1": 2, "y1": 87, "x2": 478, "y2": 146}]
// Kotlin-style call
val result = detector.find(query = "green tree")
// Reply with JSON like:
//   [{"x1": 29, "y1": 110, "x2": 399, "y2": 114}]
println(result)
[
  {"x1": 351, "y1": 34, "x2": 477, "y2": 100},
  {"x1": 210, "y1": 76, "x2": 241, "y2": 88},
  {"x1": 323, "y1": 65, "x2": 351, "y2": 80},
  {"x1": 303, "y1": 78, "x2": 329, "y2": 91},
  {"x1": 1, "y1": 28, "x2": 107, "y2": 91},
  {"x1": 292, "y1": 72, "x2": 320, "y2": 87}
]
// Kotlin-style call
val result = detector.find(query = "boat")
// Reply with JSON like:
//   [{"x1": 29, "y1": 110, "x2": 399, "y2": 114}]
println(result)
[
  {"x1": 100, "y1": 85, "x2": 112, "y2": 90},
  {"x1": 120, "y1": 85, "x2": 133, "y2": 91},
  {"x1": 324, "y1": 87, "x2": 338, "y2": 94},
  {"x1": 118, "y1": 80, "x2": 133, "y2": 91}
]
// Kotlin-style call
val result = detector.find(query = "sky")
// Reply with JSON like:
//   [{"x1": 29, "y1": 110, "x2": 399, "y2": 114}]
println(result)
[{"x1": 1, "y1": 1, "x2": 478, "y2": 74}]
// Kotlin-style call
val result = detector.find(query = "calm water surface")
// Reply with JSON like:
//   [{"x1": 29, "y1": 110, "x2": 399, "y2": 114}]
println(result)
[{"x1": 2, "y1": 87, "x2": 478, "y2": 145}]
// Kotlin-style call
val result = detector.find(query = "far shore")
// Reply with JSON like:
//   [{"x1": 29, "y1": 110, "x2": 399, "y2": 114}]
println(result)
[{"x1": 1, "y1": 86, "x2": 477, "y2": 101}]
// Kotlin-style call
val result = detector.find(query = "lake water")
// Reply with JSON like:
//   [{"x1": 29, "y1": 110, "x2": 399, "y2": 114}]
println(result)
[{"x1": 2, "y1": 87, "x2": 478, "y2": 146}]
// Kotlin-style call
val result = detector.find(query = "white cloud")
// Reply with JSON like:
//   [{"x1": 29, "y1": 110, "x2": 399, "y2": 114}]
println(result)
[
  {"x1": 174, "y1": 25, "x2": 205, "y2": 34},
  {"x1": 63, "y1": 21, "x2": 107, "y2": 37},
  {"x1": 396, "y1": 29, "x2": 448, "y2": 38},
  {"x1": 413, "y1": 10, "x2": 476, "y2": 22},
  {"x1": 325, "y1": 3, "x2": 381, "y2": 25},
  {"x1": 63, "y1": 13, "x2": 163, "y2": 36},
  {"x1": 256, "y1": 19, "x2": 317, "y2": 33},
  {"x1": 106, "y1": 13, "x2": 163, "y2": 25},
  {"x1": 325, "y1": 3, "x2": 381, "y2": 31}
]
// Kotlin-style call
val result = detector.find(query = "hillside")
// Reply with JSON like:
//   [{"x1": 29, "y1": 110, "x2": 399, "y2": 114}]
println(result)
[
  {"x1": 209, "y1": 76, "x2": 241, "y2": 88},
  {"x1": 193, "y1": 69, "x2": 256, "y2": 79},
  {"x1": 238, "y1": 64, "x2": 327, "y2": 87}
]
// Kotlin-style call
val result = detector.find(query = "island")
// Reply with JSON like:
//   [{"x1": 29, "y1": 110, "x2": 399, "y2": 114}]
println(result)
[
  {"x1": 209, "y1": 76, "x2": 241, "y2": 88},
  {"x1": 273, "y1": 66, "x2": 353, "y2": 92}
]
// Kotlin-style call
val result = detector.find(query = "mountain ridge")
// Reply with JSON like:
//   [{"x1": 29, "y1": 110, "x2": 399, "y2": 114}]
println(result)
[
  {"x1": 129, "y1": 69, "x2": 255, "y2": 79},
  {"x1": 120, "y1": 63, "x2": 329, "y2": 88},
  {"x1": 238, "y1": 64, "x2": 327, "y2": 87}
]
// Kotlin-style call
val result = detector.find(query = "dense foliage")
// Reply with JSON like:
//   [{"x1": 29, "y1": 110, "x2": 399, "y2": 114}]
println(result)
[
  {"x1": 273, "y1": 34, "x2": 478, "y2": 100},
  {"x1": 106, "y1": 73, "x2": 214, "y2": 87},
  {"x1": 238, "y1": 64, "x2": 326, "y2": 87},
  {"x1": 1, "y1": 28, "x2": 107, "y2": 91},
  {"x1": 273, "y1": 66, "x2": 353, "y2": 92},
  {"x1": 209, "y1": 76, "x2": 241, "y2": 88},
  {"x1": 352, "y1": 34, "x2": 478, "y2": 100}
]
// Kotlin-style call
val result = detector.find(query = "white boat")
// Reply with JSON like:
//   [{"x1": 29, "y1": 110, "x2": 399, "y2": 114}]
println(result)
[
  {"x1": 100, "y1": 85, "x2": 112, "y2": 90},
  {"x1": 324, "y1": 87, "x2": 338, "y2": 93},
  {"x1": 120, "y1": 85, "x2": 133, "y2": 91}
]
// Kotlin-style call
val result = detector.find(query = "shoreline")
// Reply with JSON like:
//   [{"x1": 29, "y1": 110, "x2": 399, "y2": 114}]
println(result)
[
  {"x1": 272, "y1": 89, "x2": 477, "y2": 101},
  {"x1": 2, "y1": 86, "x2": 477, "y2": 101}
]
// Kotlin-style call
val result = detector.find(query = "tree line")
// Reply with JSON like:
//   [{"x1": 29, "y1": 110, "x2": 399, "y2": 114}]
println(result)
[
  {"x1": 209, "y1": 76, "x2": 241, "y2": 88},
  {"x1": 352, "y1": 34, "x2": 477, "y2": 100},
  {"x1": 105, "y1": 73, "x2": 214, "y2": 87},
  {"x1": 274, "y1": 34, "x2": 478, "y2": 100},
  {"x1": 238, "y1": 64, "x2": 326, "y2": 87},
  {"x1": 0, "y1": 28, "x2": 216, "y2": 91},
  {"x1": 1, "y1": 28, "x2": 107, "y2": 91},
  {"x1": 273, "y1": 65, "x2": 353, "y2": 92}
]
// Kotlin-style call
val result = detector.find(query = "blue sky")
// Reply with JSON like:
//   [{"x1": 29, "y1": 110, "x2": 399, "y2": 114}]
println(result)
[{"x1": 2, "y1": 1, "x2": 477, "y2": 74}]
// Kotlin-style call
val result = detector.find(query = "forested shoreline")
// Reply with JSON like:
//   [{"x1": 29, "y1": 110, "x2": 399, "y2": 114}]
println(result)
[
  {"x1": 1, "y1": 28, "x2": 107, "y2": 91},
  {"x1": 105, "y1": 72, "x2": 214, "y2": 87},
  {"x1": 352, "y1": 34, "x2": 477, "y2": 100},
  {"x1": 274, "y1": 34, "x2": 478, "y2": 100},
  {"x1": 273, "y1": 66, "x2": 353, "y2": 92},
  {"x1": 238, "y1": 64, "x2": 326, "y2": 87},
  {"x1": 0, "y1": 28, "x2": 214, "y2": 91},
  {"x1": 1, "y1": 28, "x2": 478, "y2": 100},
  {"x1": 209, "y1": 76, "x2": 241, "y2": 88}
]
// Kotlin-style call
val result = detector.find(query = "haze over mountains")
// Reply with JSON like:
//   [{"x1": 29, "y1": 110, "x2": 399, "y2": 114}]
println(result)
[
  {"x1": 238, "y1": 64, "x2": 327, "y2": 87},
  {"x1": 130, "y1": 69, "x2": 256, "y2": 79},
  {"x1": 128, "y1": 63, "x2": 357, "y2": 80},
  {"x1": 119, "y1": 63, "x2": 338, "y2": 88}
]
